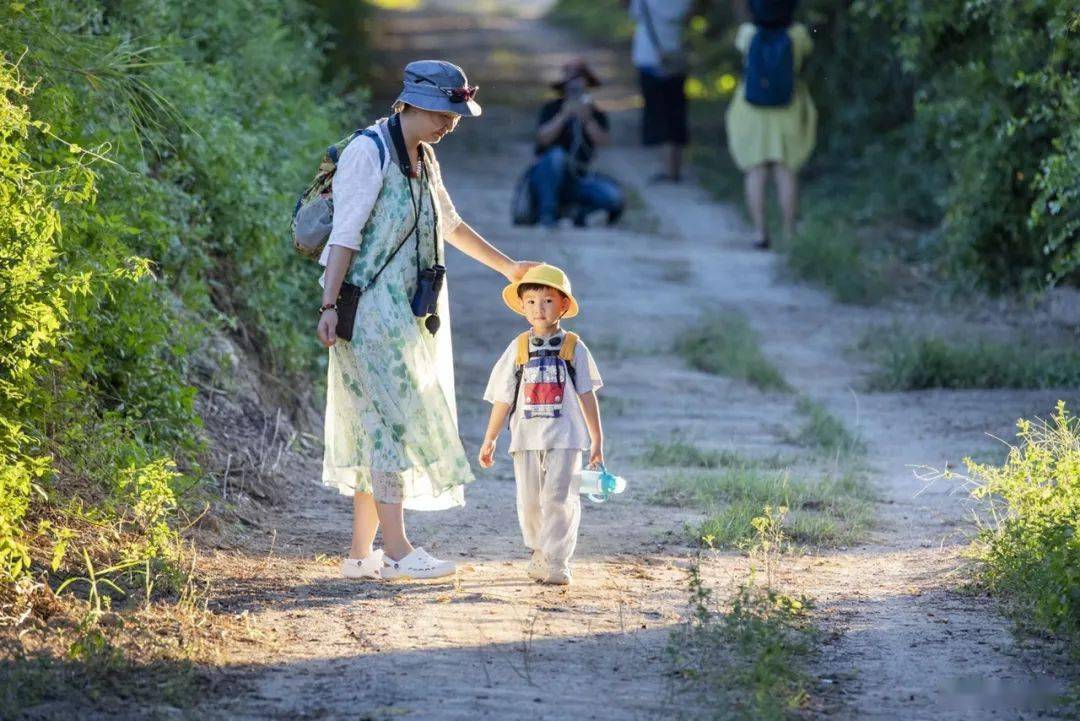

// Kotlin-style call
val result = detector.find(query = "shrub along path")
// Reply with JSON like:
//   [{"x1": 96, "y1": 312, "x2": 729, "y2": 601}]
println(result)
[{"x1": 192, "y1": 2, "x2": 1072, "y2": 719}]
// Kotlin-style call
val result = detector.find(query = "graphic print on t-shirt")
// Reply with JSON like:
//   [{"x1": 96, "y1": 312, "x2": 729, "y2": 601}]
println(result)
[{"x1": 522, "y1": 354, "x2": 566, "y2": 419}]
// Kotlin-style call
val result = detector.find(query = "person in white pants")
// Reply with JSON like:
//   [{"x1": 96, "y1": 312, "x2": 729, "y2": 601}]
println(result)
[{"x1": 479, "y1": 265, "x2": 605, "y2": 585}]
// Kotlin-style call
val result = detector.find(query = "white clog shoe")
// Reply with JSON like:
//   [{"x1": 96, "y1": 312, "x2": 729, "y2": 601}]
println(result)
[
  {"x1": 341, "y1": 550, "x2": 384, "y2": 579},
  {"x1": 381, "y1": 547, "x2": 456, "y2": 580}
]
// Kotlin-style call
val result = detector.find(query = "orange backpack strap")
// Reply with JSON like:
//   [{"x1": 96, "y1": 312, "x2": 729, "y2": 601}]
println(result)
[
  {"x1": 559, "y1": 331, "x2": 579, "y2": 363},
  {"x1": 514, "y1": 331, "x2": 531, "y2": 367}
]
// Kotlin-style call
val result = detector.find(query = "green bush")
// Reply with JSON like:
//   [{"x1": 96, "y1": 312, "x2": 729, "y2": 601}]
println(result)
[
  {"x1": 0, "y1": 0, "x2": 365, "y2": 592},
  {"x1": 553, "y1": 0, "x2": 1080, "y2": 295},
  {"x1": 965, "y1": 402, "x2": 1080, "y2": 645},
  {"x1": 880, "y1": 0, "x2": 1080, "y2": 291}
]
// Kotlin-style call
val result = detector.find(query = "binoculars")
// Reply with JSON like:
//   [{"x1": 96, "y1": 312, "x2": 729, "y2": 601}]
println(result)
[{"x1": 411, "y1": 264, "x2": 446, "y2": 334}]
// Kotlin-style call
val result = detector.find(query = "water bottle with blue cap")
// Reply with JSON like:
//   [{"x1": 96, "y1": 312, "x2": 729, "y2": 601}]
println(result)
[{"x1": 579, "y1": 464, "x2": 627, "y2": 503}]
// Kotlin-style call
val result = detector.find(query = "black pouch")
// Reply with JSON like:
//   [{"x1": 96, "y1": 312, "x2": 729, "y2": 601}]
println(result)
[{"x1": 335, "y1": 281, "x2": 362, "y2": 342}]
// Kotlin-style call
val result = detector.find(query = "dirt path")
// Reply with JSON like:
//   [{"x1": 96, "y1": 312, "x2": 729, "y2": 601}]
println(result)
[{"x1": 194, "y1": 3, "x2": 1072, "y2": 719}]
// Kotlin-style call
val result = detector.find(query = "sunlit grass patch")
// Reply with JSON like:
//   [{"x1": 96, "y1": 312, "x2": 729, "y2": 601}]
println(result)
[
  {"x1": 676, "y1": 312, "x2": 791, "y2": 392},
  {"x1": 668, "y1": 507, "x2": 818, "y2": 720},
  {"x1": 864, "y1": 329, "x2": 1080, "y2": 391},
  {"x1": 642, "y1": 440, "x2": 791, "y2": 470},
  {"x1": 655, "y1": 466, "x2": 874, "y2": 548}
]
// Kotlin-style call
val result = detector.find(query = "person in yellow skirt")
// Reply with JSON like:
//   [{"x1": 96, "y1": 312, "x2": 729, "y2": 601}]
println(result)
[{"x1": 725, "y1": 0, "x2": 816, "y2": 249}]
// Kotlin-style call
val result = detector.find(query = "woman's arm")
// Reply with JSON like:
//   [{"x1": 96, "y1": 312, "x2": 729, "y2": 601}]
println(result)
[
  {"x1": 447, "y1": 221, "x2": 537, "y2": 281},
  {"x1": 316, "y1": 244, "x2": 357, "y2": 348},
  {"x1": 315, "y1": 136, "x2": 382, "y2": 348}
]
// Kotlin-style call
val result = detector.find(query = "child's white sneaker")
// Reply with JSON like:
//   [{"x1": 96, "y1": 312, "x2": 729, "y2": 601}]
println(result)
[
  {"x1": 527, "y1": 550, "x2": 547, "y2": 582},
  {"x1": 381, "y1": 547, "x2": 456, "y2": 580},
  {"x1": 544, "y1": 565, "x2": 572, "y2": 586},
  {"x1": 340, "y1": 550, "x2": 384, "y2": 579}
]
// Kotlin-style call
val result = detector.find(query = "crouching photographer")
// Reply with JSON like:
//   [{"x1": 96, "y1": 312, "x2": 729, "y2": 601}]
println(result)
[{"x1": 515, "y1": 59, "x2": 624, "y2": 229}]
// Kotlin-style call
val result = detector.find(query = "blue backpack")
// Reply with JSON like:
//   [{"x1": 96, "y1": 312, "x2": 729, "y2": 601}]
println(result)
[{"x1": 744, "y1": 26, "x2": 794, "y2": 107}]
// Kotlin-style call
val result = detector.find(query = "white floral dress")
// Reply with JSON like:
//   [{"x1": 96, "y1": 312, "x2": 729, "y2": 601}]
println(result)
[{"x1": 320, "y1": 126, "x2": 473, "y2": 510}]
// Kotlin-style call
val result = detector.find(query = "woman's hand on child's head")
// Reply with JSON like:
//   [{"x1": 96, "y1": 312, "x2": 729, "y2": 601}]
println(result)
[
  {"x1": 478, "y1": 439, "x2": 497, "y2": 468},
  {"x1": 505, "y1": 260, "x2": 542, "y2": 283}
]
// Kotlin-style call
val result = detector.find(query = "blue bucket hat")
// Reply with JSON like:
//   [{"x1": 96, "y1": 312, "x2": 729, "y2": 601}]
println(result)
[{"x1": 395, "y1": 60, "x2": 482, "y2": 117}]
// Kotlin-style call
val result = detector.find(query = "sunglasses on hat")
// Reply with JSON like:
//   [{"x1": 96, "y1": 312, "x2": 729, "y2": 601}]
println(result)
[{"x1": 438, "y1": 84, "x2": 479, "y2": 104}]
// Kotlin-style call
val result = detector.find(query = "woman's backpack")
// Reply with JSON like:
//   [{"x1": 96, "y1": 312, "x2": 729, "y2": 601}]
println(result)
[
  {"x1": 744, "y1": 27, "x2": 794, "y2": 107},
  {"x1": 291, "y1": 128, "x2": 386, "y2": 260}
]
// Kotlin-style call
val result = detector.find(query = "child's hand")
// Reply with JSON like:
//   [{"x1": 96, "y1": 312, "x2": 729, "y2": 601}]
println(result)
[
  {"x1": 587, "y1": 443, "x2": 604, "y2": 470},
  {"x1": 479, "y1": 438, "x2": 497, "y2": 468}
]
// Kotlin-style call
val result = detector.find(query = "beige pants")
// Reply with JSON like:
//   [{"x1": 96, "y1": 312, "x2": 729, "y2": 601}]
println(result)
[{"x1": 511, "y1": 449, "x2": 583, "y2": 572}]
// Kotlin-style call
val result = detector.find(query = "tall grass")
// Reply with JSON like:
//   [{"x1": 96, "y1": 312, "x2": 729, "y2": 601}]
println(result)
[
  {"x1": 676, "y1": 312, "x2": 791, "y2": 392},
  {"x1": 866, "y1": 331, "x2": 1080, "y2": 391},
  {"x1": 656, "y1": 465, "x2": 874, "y2": 548}
]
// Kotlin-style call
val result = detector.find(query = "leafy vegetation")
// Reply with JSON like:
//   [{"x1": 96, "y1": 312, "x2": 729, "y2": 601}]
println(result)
[
  {"x1": 546, "y1": 0, "x2": 634, "y2": 43},
  {"x1": 0, "y1": 0, "x2": 371, "y2": 706},
  {"x1": 675, "y1": 312, "x2": 790, "y2": 392},
  {"x1": 667, "y1": 507, "x2": 818, "y2": 720},
  {"x1": 550, "y1": 0, "x2": 1080, "y2": 296},
  {"x1": 865, "y1": 330, "x2": 1080, "y2": 391},
  {"x1": 961, "y1": 402, "x2": 1080, "y2": 647}
]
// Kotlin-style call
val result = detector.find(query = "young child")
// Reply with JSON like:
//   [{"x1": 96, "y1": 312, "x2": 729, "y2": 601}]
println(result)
[{"x1": 479, "y1": 264, "x2": 604, "y2": 585}]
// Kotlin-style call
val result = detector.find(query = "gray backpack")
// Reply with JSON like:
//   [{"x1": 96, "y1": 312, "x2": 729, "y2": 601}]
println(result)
[{"x1": 291, "y1": 127, "x2": 387, "y2": 260}]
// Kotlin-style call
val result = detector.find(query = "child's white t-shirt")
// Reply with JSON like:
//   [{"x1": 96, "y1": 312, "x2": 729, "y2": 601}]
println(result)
[{"x1": 483, "y1": 330, "x2": 603, "y2": 453}]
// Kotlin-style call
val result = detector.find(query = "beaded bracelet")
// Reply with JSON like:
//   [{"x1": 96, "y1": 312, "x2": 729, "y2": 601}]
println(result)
[{"x1": 319, "y1": 303, "x2": 338, "y2": 314}]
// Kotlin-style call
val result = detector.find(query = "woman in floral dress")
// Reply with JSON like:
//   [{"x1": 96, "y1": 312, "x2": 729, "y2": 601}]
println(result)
[{"x1": 315, "y1": 60, "x2": 535, "y2": 580}]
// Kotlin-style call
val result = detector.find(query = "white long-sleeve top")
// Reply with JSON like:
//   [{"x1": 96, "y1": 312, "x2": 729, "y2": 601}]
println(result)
[{"x1": 317, "y1": 122, "x2": 463, "y2": 281}]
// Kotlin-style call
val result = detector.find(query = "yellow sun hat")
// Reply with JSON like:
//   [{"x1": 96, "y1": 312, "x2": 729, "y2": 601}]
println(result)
[{"x1": 502, "y1": 263, "x2": 580, "y2": 319}]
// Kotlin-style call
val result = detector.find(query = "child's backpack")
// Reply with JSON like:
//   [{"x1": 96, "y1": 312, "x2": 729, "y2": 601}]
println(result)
[
  {"x1": 509, "y1": 331, "x2": 579, "y2": 420},
  {"x1": 743, "y1": 26, "x2": 795, "y2": 107},
  {"x1": 291, "y1": 126, "x2": 387, "y2": 260}
]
